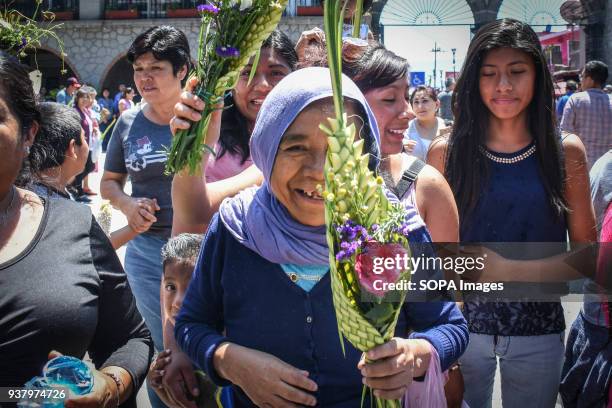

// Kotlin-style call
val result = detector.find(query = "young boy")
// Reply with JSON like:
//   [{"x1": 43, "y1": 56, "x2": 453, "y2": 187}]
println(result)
[{"x1": 148, "y1": 234, "x2": 225, "y2": 407}]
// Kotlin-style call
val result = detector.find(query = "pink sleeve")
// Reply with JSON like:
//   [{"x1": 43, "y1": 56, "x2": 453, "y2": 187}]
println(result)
[{"x1": 205, "y1": 143, "x2": 253, "y2": 183}]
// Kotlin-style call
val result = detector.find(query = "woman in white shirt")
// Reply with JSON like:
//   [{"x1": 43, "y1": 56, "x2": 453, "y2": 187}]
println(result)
[{"x1": 404, "y1": 85, "x2": 447, "y2": 160}]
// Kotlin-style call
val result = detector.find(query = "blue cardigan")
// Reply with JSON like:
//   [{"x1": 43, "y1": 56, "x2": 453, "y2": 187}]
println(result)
[{"x1": 175, "y1": 215, "x2": 468, "y2": 407}]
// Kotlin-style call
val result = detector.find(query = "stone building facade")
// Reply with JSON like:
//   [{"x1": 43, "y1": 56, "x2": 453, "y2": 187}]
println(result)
[{"x1": 38, "y1": 16, "x2": 322, "y2": 91}]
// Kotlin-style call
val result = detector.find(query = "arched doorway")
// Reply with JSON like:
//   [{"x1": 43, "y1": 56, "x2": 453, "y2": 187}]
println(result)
[
  {"x1": 379, "y1": 0, "x2": 475, "y2": 88},
  {"x1": 21, "y1": 49, "x2": 78, "y2": 101},
  {"x1": 380, "y1": 0, "x2": 474, "y2": 26},
  {"x1": 100, "y1": 54, "x2": 138, "y2": 102}
]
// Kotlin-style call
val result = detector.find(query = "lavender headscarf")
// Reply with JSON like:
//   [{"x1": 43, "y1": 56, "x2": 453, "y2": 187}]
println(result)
[{"x1": 219, "y1": 67, "x2": 384, "y2": 265}]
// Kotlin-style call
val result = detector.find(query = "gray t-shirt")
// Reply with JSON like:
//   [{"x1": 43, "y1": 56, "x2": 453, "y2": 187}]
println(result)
[
  {"x1": 582, "y1": 149, "x2": 612, "y2": 326},
  {"x1": 105, "y1": 107, "x2": 173, "y2": 238}
]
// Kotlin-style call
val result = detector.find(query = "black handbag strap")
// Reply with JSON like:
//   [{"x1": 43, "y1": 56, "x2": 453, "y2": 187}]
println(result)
[{"x1": 395, "y1": 158, "x2": 426, "y2": 199}]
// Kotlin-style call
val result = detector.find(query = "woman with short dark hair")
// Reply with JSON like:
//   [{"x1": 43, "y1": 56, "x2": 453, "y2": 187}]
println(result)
[
  {"x1": 343, "y1": 42, "x2": 458, "y2": 244},
  {"x1": 102, "y1": 24, "x2": 189, "y2": 344},
  {"x1": 101, "y1": 25, "x2": 192, "y2": 408}
]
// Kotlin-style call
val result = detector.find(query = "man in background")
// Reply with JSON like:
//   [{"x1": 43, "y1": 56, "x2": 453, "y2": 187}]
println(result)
[
  {"x1": 55, "y1": 77, "x2": 80, "y2": 105},
  {"x1": 113, "y1": 83, "x2": 126, "y2": 113},
  {"x1": 438, "y1": 77, "x2": 455, "y2": 125},
  {"x1": 561, "y1": 61, "x2": 612, "y2": 168},
  {"x1": 556, "y1": 79, "x2": 578, "y2": 121}
]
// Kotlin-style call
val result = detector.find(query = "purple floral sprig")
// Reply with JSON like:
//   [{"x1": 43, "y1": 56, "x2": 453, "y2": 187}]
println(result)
[
  {"x1": 393, "y1": 221, "x2": 413, "y2": 238},
  {"x1": 334, "y1": 215, "x2": 412, "y2": 262},
  {"x1": 366, "y1": 204, "x2": 414, "y2": 244},
  {"x1": 197, "y1": 4, "x2": 220, "y2": 16},
  {"x1": 16, "y1": 36, "x2": 27, "y2": 52},
  {"x1": 335, "y1": 220, "x2": 375, "y2": 261},
  {"x1": 215, "y1": 45, "x2": 240, "y2": 58}
]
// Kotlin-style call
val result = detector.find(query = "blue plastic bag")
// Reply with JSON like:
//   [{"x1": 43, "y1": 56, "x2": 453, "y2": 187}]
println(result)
[{"x1": 19, "y1": 356, "x2": 93, "y2": 408}]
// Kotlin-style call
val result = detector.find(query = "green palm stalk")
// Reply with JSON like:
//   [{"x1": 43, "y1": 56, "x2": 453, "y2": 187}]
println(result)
[
  {"x1": 320, "y1": 1, "x2": 413, "y2": 407},
  {"x1": 351, "y1": 0, "x2": 364, "y2": 38},
  {"x1": 166, "y1": 0, "x2": 287, "y2": 175}
]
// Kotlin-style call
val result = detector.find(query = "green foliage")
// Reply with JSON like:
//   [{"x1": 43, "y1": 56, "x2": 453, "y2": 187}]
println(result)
[
  {"x1": 0, "y1": 1, "x2": 67, "y2": 73},
  {"x1": 323, "y1": 0, "x2": 345, "y2": 121},
  {"x1": 322, "y1": 2, "x2": 408, "y2": 406},
  {"x1": 351, "y1": 0, "x2": 363, "y2": 38},
  {"x1": 166, "y1": 0, "x2": 287, "y2": 174}
]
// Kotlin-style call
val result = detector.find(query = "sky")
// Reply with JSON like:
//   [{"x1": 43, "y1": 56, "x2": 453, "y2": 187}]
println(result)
[{"x1": 382, "y1": 25, "x2": 473, "y2": 89}]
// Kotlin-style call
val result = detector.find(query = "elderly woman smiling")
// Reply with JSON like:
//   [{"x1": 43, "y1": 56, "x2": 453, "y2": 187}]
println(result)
[{"x1": 175, "y1": 67, "x2": 468, "y2": 407}]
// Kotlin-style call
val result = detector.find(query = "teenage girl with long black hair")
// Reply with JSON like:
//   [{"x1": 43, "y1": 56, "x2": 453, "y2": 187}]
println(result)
[{"x1": 428, "y1": 18, "x2": 596, "y2": 408}]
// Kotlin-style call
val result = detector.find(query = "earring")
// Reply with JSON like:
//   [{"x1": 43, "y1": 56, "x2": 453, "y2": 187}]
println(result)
[{"x1": 24, "y1": 145, "x2": 30, "y2": 155}]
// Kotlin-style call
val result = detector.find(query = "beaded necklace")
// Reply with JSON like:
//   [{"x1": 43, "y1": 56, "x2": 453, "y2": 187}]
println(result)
[{"x1": 479, "y1": 143, "x2": 536, "y2": 164}]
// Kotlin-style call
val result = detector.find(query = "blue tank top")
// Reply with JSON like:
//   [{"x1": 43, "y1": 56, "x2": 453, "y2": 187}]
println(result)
[{"x1": 461, "y1": 142, "x2": 568, "y2": 336}]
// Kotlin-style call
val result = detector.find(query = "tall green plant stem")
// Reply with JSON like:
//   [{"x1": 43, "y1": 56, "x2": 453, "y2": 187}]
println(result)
[{"x1": 352, "y1": 0, "x2": 363, "y2": 38}]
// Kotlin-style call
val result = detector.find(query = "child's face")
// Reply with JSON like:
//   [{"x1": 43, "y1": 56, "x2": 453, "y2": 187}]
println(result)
[
  {"x1": 162, "y1": 261, "x2": 194, "y2": 325},
  {"x1": 270, "y1": 98, "x2": 362, "y2": 227}
]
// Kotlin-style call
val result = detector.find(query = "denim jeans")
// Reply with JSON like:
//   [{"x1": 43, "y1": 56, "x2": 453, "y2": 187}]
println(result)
[
  {"x1": 460, "y1": 332, "x2": 564, "y2": 408},
  {"x1": 124, "y1": 232, "x2": 168, "y2": 408}
]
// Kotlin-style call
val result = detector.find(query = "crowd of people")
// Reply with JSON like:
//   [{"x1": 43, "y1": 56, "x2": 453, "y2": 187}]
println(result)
[
  {"x1": 1, "y1": 9, "x2": 611, "y2": 408},
  {"x1": 48, "y1": 68, "x2": 141, "y2": 203}
]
